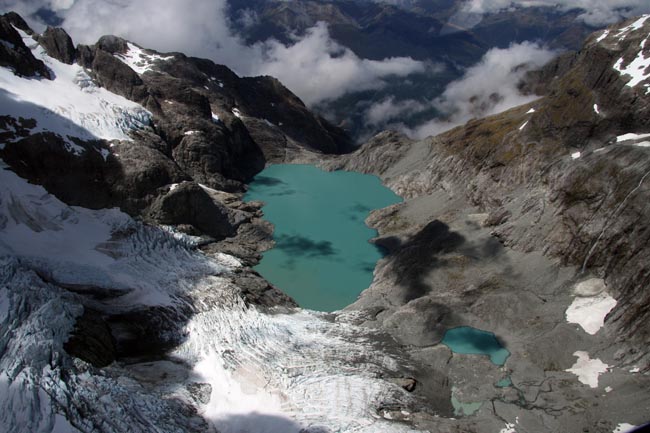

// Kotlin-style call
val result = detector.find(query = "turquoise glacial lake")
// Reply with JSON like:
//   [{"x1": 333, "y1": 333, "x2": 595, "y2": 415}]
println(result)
[
  {"x1": 441, "y1": 326, "x2": 510, "y2": 366},
  {"x1": 244, "y1": 164, "x2": 401, "y2": 311}
]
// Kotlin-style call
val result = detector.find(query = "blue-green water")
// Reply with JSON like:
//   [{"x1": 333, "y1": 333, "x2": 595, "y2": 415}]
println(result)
[
  {"x1": 441, "y1": 326, "x2": 510, "y2": 366},
  {"x1": 495, "y1": 376, "x2": 513, "y2": 388},
  {"x1": 244, "y1": 164, "x2": 401, "y2": 312}
]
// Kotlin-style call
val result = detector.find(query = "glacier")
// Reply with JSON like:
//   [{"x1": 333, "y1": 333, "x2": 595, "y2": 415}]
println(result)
[{"x1": 0, "y1": 164, "x2": 424, "y2": 432}]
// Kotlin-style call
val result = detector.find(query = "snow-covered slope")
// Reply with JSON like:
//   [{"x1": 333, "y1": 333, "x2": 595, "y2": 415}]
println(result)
[
  {"x1": 0, "y1": 162, "x2": 423, "y2": 432},
  {"x1": 0, "y1": 28, "x2": 150, "y2": 153}
]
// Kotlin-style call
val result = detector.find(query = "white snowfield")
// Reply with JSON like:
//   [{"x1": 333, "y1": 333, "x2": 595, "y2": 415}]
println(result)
[
  {"x1": 566, "y1": 351, "x2": 610, "y2": 388},
  {"x1": 566, "y1": 278, "x2": 617, "y2": 335},
  {"x1": 0, "y1": 166, "x2": 424, "y2": 433},
  {"x1": 113, "y1": 42, "x2": 173, "y2": 75},
  {"x1": 0, "y1": 28, "x2": 151, "y2": 153}
]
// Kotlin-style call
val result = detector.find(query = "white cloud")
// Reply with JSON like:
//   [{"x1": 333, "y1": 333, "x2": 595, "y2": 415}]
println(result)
[
  {"x1": 364, "y1": 97, "x2": 427, "y2": 126},
  {"x1": 457, "y1": 0, "x2": 650, "y2": 27},
  {"x1": 256, "y1": 23, "x2": 425, "y2": 105},
  {"x1": 399, "y1": 42, "x2": 555, "y2": 139},
  {"x1": 0, "y1": 0, "x2": 425, "y2": 106}
]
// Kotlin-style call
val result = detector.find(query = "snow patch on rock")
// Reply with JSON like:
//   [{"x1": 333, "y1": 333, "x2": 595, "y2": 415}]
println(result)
[
  {"x1": 617, "y1": 132, "x2": 650, "y2": 142},
  {"x1": 499, "y1": 423, "x2": 517, "y2": 433},
  {"x1": 613, "y1": 423, "x2": 637, "y2": 433},
  {"x1": 566, "y1": 279, "x2": 616, "y2": 335},
  {"x1": 566, "y1": 351, "x2": 609, "y2": 388},
  {"x1": 613, "y1": 48, "x2": 650, "y2": 92},
  {"x1": 615, "y1": 16, "x2": 650, "y2": 39},
  {"x1": 114, "y1": 42, "x2": 173, "y2": 75},
  {"x1": 596, "y1": 29, "x2": 610, "y2": 43}
]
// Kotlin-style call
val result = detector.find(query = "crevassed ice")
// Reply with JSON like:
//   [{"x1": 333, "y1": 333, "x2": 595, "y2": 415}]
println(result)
[{"x1": 0, "y1": 168, "x2": 426, "y2": 433}]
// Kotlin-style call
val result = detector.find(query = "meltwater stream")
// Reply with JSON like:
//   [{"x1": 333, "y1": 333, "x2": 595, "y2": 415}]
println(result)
[{"x1": 244, "y1": 164, "x2": 401, "y2": 311}]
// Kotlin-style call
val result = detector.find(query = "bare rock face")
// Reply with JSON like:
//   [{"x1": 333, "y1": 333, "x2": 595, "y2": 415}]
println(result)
[
  {"x1": 0, "y1": 132, "x2": 116, "y2": 209},
  {"x1": 235, "y1": 75, "x2": 353, "y2": 155},
  {"x1": 38, "y1": 26, "x2": 76, "y2": 64},
  {"x1": 64, "y1": 308, "x2": 116, "y2": 367},
  {"x1": 89, "y1": 49, "x2": 152, "y2": 103},
  {"x1": 0, "y1": 14, "x2": 51, "y2": 78},
  {"x1": 145, "y1": 182, "x2": 241, "y2": 240}
]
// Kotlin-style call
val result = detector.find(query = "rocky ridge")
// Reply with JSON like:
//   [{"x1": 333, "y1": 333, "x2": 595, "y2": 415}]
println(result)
[
  {"x1": 323, "y1": 15, "x2": 650, "y2": 433},
  {"x1": 0, "y1": 12, "x2": 351, "y2": 236}
]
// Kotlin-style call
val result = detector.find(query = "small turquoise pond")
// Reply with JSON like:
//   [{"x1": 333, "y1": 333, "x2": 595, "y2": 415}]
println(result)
[
  {"x1": 495, "y1": 376, "x2": 513, "y2": 388},
  {"x1": 441, "y1": 326, "x2": 510, "y2": 366},
  {"x1": 244, "y1": 164, "x2": 401, "y2": 311}
]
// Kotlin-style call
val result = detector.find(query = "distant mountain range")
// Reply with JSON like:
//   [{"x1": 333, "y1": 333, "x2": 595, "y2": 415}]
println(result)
[{"x1": 225, "y1": 0, "x2": 600, "y2": 140}]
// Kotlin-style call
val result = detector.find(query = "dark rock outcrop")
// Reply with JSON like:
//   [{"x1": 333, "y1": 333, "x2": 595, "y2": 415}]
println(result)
[
  {"x1": 0, "y1": 13, "x2": 51, "y2": 78},
  {"x1": 64, "y1": 308, "x2": 116, "y2": 367},
  {"x1": 38, "y1": 26, "x2": 76, "y2": 64},
  {"x1": 145, "y1": 182, "x2": 241, "y2": 240},
  {"x1": 2, "y1": 11, "x2": 34, "y2": 35},
  {"x1": 236, "y1": 75, "x2": 354, "y2": 155},
  {"x1": 0, "y1": 132, "x2": 117, "y2": 209},
  {"x1": 90, "y1": 49, "x2": 151, "y2": 103}
]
